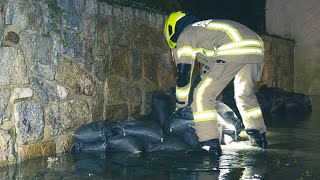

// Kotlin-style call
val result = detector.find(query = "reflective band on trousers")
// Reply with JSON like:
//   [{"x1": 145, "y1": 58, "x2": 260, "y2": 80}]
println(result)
[
  {"x1": 244, "y1": 107, "x2": 262, "y2": 119},
  {"x1": 176, "y1": 85, "x2": 191, "y2": 98},
  {"x1": 196, "y1": 77, "x2": 213, "y2": 112},
  {"x1": 217, "y1": 40, "x2": 263, "y2": 51},
  {"x1": 177, "y1": 42, "x2": 264, "y2": 60},
  {"x1": 194, "y1": 110, "x2": 217, "y2": 122},
  {"x1": 193, "y1": 20, "x2": 243, "y2": 42}
]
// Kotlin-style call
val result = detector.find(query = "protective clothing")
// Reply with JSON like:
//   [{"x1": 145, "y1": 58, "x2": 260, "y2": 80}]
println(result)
[{"x1": 166, "y1": 11, "x2": 267, "y2": 143}]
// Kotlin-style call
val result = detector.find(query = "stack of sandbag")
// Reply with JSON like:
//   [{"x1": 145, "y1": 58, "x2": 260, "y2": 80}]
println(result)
[
  {"x1": 71, "y1": 91, "x2": 243, "y2": 154},
  {"x1": 71, "y1": 117, "x2": 165, "y2": 153},
  {"x1": 221, "y1": 85, "x2": 312, "y2": 123}
]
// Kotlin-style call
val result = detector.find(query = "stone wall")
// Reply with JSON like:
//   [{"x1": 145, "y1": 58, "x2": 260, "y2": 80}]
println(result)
[
  {"x1": 0, "y1": 0, "x2": 174, "y2": 167},
  {"x1": 0, "y1": 0, "x2": 294, "y2": 167}
]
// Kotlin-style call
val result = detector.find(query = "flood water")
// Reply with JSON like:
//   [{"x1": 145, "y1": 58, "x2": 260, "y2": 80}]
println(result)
[{"x1": 1, "y1": 96, "x2": 319, "y2": 180}]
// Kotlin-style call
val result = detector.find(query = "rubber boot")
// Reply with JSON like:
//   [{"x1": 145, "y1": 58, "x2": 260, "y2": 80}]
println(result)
[
  {"x1": 200, "y1": 139, "x2": 222, "y2": 157},
  {"x1": 246, "y1": 129, "x2": 268, "y2": 149}
]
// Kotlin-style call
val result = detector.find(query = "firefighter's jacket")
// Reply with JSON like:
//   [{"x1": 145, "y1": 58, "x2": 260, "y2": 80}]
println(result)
[{"x1": 173, "y1": 19, "x2": 265, "y2": 108}]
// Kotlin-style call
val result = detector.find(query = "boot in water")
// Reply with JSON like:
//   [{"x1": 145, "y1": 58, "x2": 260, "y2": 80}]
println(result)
[
  {"x1": 200, "y1": 139, "x2": 222, "y2": 157},
  {"x1": 246, "y1": 129, "x2": 268, "y2": 149}
]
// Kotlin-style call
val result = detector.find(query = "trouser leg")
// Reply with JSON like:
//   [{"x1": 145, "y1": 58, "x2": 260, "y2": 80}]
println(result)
[
  {"x1": 191, "y1": 63, "x2": 245, "y2": 142},
  {"x1": 234, "y1": 63, "x2": 267, "y2": 133}
]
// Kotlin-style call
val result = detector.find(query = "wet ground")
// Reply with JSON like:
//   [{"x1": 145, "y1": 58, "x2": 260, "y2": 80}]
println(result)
[{"x1": 1, "y1": 96, "x2": 319, "y2": 180}]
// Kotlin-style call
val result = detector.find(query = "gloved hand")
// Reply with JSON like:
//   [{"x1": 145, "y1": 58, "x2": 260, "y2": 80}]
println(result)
[{"x1": 173, "y1": 106, "x2": 194, "y2": 120}]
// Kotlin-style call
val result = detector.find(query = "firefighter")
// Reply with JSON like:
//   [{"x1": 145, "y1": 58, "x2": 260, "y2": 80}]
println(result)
[{"x1": 164, "y1": 11, "x2": 268, "y2": 156}]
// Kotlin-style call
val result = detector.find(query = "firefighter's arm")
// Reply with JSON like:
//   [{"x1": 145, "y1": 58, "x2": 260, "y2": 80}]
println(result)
[
  {"x1": 176, "y1": 63, "x2": 192, "y2": 109},
  {"x1": 172, "y1": 39, "x2": 196, "y2": 109}
]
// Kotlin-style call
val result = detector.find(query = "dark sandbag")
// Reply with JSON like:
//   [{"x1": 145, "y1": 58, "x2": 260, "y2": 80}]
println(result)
[
  {"x1": 179, "y1": 128, "x2": 201, "y2": 150},
  {"x1": 70, "y1": 141, "x2": 108, "y2": 152},
  {"x1": 151, "y1": 91, "x2": 175, "y2": 128},
  {"x1": 74, "y1": 121, "x2": 116, "y2": 143},
  {"x1": 146, "y1": 135, "x2": 190, "y2": 152},
  {"x1": 165, "y1": 115, "x2": 194, "y2": 135},
  {"x1": 113, "y1": 119, "x2": 164, "y2": 143},
  {"x1": 80, "y1": 142, "x2": 108, "y2": 152},
  {"x1": 107, "y1": 135, "x2": 145, "y2": 153}
]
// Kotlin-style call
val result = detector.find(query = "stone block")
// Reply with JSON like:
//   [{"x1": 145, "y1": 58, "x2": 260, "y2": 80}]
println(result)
[
  {"x1": 109, "y1": 16, "x2": 133, "y2": 47},
  {"x1": 98, "y1": 2, "x2": 112, "y2": 16},
  {"x1": 0, "y1": 130, "x2": 16, "y2": 167},
  {"x1": 85, "y1": 0, "x2": 98, "y2": 15},
  {"x1": 82, "y1": 38, "x2": 94, "y2": 72},
  {"x1": 105, "y1": 75, "x2": 142, "y2": 104},
  {"x1": 20, "y1": 33, "x2": 56, "y2": 80},
  {"x1": 56, "y1": 85, "x2": 69, "y2": 100},
  {"x1": 0, "y1": 88, "x2": 11, "y2": 125},
  {"x1": 0, "y1": 46, "x2": 28, "y2": 86},
  {"x1": 96, "y1": 17, "x2": 110, "y2": 56},
  {"x1": 83, "y1": 16, "x2": 96, "y2": 38},
  {"x1": 56, "y1": 58, "x2": 85, "y2": 92},
  {"x1": 132, "y1": 20, "x2": 151, "y2": 49},
  {"x1": 129, "y1": 103, "x2": 142, "y2": 120},
  {"x1": 130, "y1": 50, "x2": 143, "y2": 80},
  {"x1": 28, "y1": 4, "x2": 44, "y2": 33},
  {"x1": 91, "y1": 83, "x2": 105, "y2": 120},
  {"x1": 0, "y1": 2, "x2": 3, "y2": 42},
  {"x1": 63, "y1": 12, "x2": 83, "y2": 32},
  {"x1": 54, "y1": 134, "x2": 75, "y2": 154},
  {"x1": 75, "y1": 74, "x2": 96, "y2": 96},
  {"x1": 143, "y1": 53, "x2": 159, "y2": 84},
  {"x1": 31, "y1": 77, "x2": 58, "y2": 103},
  {"x1": 0, "y1": 47, "x2": 14, "y2": 85},
  {"x1": 62, "y1": 31, "x2": 83, "y2": 60},
  {"x1": 46, "y1": 99, "x2": 91, "y2": 136},
  {"x1": 10, "y1": 87, "x2": 33, "y2": 102},
  {"x1": 110, "y1": 46, "x2": 129, "y2": 78},
  {"x1": 157, "y1": 51, "x2": 176, "y2": 92},
  {"x1": 18, "y1": 141, "x2": 55, "y2": 161},
  {"x1": 95, "y1": 56, "x2": 109, "y2": 81},
  {"x1": 0, "y1": 165, "x2": 15, "y2": 179},
  {"x1": 14, "y1": 101, "x2": 44, "y2": 145},
  {"x1": 5, "y1": 1, "x2": 29, "y2": 30},
  {"x1": 104, "y1": 103, "x2": 128, "y2": 121},
  {"x1": 57, "y1": 0, "x2": 85, "y2": 12}
]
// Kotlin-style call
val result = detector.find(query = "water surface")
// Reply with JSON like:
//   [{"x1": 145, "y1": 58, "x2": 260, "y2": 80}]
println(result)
[{"x1": 1, "y1": 97, "x2": 319, "y2": 180}]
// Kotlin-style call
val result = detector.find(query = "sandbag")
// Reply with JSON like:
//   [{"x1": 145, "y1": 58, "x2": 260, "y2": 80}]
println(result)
[
  {"x1": 74, "y1": 121, "x2": 116, "y2": 143},
  {"x1": 113, "y1": 119, "x2": 164, "y2": 143},
  {"x1": 107, "y1": 135, "x2": 145, "y2": 153},
  {"x1": 146, "y1": 135, "x2": 190, "y2": 152},
  {"x1": 179, "y1": 128, "x2": 201, "y2": 150},
  {"x1": 165, "y1": 116, "x2": 194, "y2": 135},
  {"x1": 70, "y1": 141, "x2": 108, "y2": 152},
  {"x1": 151, "y1": 91, "x2": 175, "y2": 128},
  {"x1": 80, "y1": 142, "x2": 108, "y2": 152}
]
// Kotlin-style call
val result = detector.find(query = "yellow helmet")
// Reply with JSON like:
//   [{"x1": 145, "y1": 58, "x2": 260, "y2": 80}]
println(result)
[{"x1": 164, "y1": 11, "x2": 186, "y2": 49}]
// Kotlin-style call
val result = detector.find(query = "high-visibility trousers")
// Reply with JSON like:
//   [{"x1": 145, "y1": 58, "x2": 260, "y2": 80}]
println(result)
[{"x1": 191, "y1": 63, "x2": 266, "y2": 142}]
